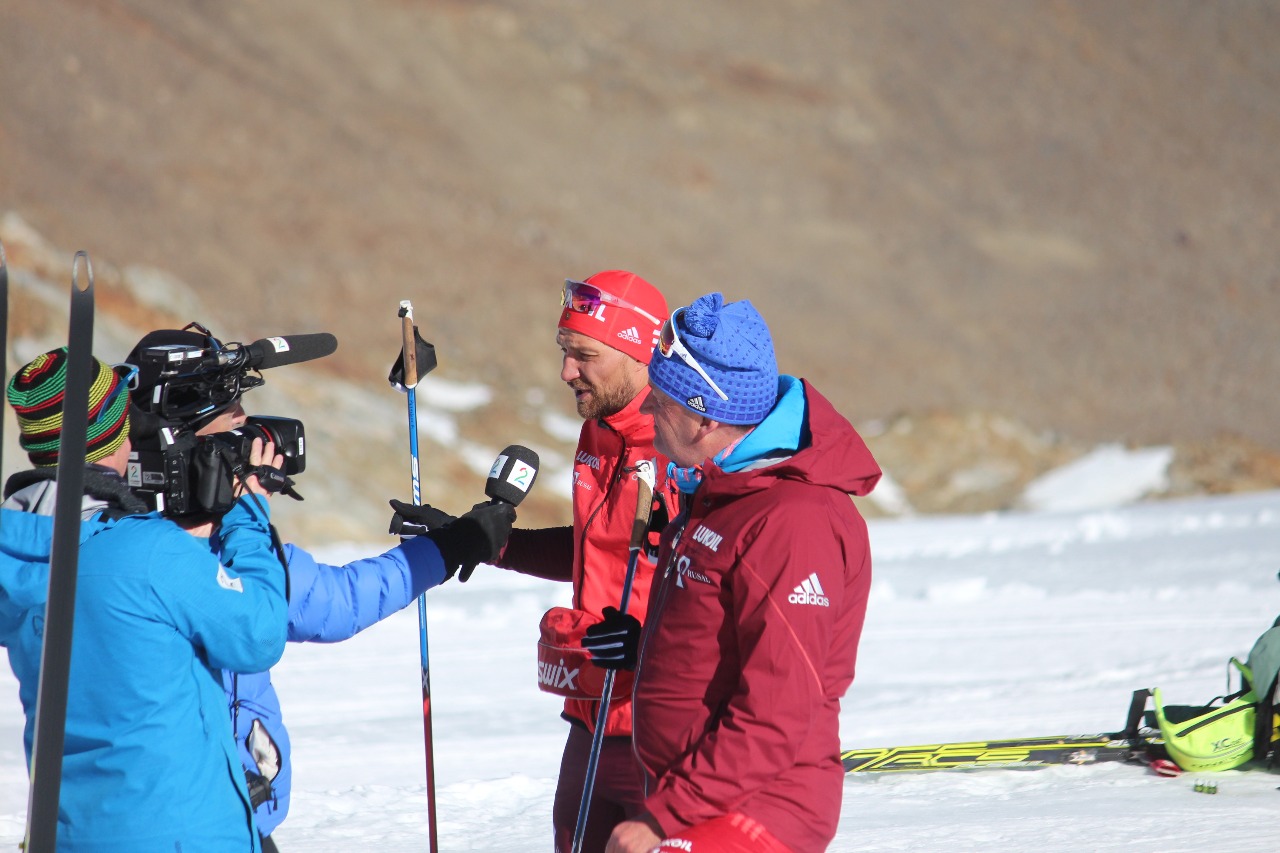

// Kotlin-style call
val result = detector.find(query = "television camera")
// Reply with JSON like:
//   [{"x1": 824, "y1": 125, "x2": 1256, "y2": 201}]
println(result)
[{"x1": 125, "y1": 326, "x2": 337, "y2": 517}]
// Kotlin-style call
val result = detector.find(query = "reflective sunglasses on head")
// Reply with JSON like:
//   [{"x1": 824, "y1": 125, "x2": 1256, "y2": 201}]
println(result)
[
  {"x1": 657, "y1": 308, "x2": 729, "y2": 401},
  {"x1": 562, "y1": 279, "x2": 662, "y2": 326}
]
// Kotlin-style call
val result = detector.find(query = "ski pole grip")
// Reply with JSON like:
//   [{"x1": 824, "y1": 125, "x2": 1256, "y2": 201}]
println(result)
[
  {"x1": 613, "y1": 459, "x2": 658, "y2": 620},
  {"x1": 398, "y1": 300, "x2": 418, "y2": 389},
  {"x1": 628, "y1": 459, "x2": 656, "y2": 553}
]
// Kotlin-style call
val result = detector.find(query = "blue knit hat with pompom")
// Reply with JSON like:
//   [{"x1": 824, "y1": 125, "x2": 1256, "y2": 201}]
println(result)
[{"x1": 648, "y1": 292, "x2": 778, "y2": 425}]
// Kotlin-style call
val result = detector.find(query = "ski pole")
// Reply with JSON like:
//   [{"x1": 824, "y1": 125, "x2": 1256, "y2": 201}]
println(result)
[
  {"x1": 25, "y1": 252, "x2": 95, "y2": 853},
  {"x1": 572, "y1": 459, "x2": 657, "y2": 853},
  {"x1": 400, "y1": 301, "x2": 438, "y2": 852},
  {"x1": 393, "y1": 300, "x2": 440, "y2": 853}
]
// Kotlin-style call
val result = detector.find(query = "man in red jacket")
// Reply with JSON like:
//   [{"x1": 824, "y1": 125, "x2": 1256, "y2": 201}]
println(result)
[
  {"x1": 490, "y1": 271, "x2": 678, "y2": 853},
  {"x1": 603, "y1": 292, "x2": 881, "y2": 853}
]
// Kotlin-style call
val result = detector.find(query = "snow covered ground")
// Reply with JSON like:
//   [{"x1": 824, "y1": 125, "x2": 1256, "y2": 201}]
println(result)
[{"x1": 4, "y1": 483, "x2": 1280, "y2": 851}]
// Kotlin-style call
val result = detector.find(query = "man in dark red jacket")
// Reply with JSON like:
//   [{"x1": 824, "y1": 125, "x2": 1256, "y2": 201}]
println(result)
[
  {"x1": 490, "y1": 270, "x2": 679, "y2": 853},
  {"x1": 604, "y1": 292, "x2": 881, "y2": 853}
]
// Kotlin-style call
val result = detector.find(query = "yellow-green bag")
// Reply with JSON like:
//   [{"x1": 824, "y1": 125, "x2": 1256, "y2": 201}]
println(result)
[{"x1": 1152, "y1": 658, "x2": 1256, "y2": 772}]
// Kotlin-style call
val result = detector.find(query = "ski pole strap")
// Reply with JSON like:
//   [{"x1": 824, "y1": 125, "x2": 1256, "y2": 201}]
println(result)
[
  {"x1": 389, "y1": 301, "x2": 437, "y2": 392},
  {"x1": 1120, "y1": 688, "x2": 1153, "y2": 747}
]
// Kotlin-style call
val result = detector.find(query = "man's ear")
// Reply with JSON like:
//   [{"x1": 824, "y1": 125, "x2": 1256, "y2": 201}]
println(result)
[{"x1": 694, "y1": 416, "x2": 719, "y2": 442}]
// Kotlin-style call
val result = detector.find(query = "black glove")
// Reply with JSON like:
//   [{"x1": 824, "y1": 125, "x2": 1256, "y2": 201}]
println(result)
[
  {"x1": 581, "y1": 606, "x2": 641, "y2": 671},
  {"x1": 389, "y1": 499, "x2": 458, "y2": 537},
  {"x1": 424, "y1": 501, "x2": 516, "y2": 582}
]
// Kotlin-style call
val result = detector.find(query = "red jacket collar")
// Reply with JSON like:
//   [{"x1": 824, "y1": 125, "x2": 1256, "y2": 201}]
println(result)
[{"x1": 597, "y1": 385, "x2": 656, "y2": 444}]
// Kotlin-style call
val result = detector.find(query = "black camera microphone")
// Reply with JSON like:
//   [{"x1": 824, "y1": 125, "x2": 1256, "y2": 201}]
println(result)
[
  {"x1": 243, "y1": 333, "x2": 338, "y2": 369},
  {"x1": 218, "y1": 333, "x2": 338, "y2": 371},
  {"x1": 485, "y1": 444, "x2": 540, "y2": 508}
]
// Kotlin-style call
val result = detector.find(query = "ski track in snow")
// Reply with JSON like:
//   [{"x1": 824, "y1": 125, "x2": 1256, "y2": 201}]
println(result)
[{"x1": 4, "y1": 490, "x2": 1280, "y2": 851}]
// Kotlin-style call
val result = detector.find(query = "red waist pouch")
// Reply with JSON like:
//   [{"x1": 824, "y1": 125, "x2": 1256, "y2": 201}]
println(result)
[{"x1": 537, "y1": 606, "x2": 634, "y2": 700}]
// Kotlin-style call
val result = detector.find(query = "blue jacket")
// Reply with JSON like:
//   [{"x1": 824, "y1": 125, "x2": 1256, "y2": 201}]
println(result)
[
  {"x1": 221, "y1": 534, "x2": 449, "y2": 837},
  {"x1": 0, "y1": 494, "x2": 288, "y2": 852}
]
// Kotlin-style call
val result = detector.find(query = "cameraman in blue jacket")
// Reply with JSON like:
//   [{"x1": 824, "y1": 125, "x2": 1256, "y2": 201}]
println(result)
[
  {"x1": 1, "y1": 348, "x2": 288, "y2": 851},
  {"x1": 124, "y1": 326, "x2": 514, "y2": 850}
]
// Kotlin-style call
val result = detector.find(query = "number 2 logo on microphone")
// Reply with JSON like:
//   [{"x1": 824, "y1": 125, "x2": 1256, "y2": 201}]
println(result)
[{"x1": 507, "y1": 461, "x2": 536, "y2": 492}]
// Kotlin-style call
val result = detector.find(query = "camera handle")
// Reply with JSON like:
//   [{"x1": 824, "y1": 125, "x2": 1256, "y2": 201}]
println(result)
[{"x1": 241, "y1": 463, "x2": 302, "y2": 501}]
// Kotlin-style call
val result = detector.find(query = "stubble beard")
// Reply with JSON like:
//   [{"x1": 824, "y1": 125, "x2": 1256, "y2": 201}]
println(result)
[{"x1": 573, "y1": 375, "x2": 640, "y2": 422}]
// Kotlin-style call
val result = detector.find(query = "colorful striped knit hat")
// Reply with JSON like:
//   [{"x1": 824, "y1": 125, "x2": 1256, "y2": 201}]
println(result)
[{"x1": 7, "y1": 348, "x2": 132, "y2": 467}]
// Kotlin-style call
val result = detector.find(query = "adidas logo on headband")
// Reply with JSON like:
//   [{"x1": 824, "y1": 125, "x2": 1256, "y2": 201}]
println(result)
[{"x1": 686, "y1": 395, "x2": 707, "y2": 413}]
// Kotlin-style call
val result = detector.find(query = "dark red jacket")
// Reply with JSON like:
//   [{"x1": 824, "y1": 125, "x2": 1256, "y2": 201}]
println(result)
[{"x1": 632, "y1": 379, "x2": 879, "y2": 853}]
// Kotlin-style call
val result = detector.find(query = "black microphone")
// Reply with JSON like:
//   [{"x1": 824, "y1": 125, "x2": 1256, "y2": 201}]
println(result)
[
  {"x1": 485, "y1": 444, "x2": 540, "y2": 508},
  {"x1": 439, "y1": 445, "x2": 538, "y2": 583},
  {"x1": 233, "y1": 333, "x2": 339, "y2": 370}
]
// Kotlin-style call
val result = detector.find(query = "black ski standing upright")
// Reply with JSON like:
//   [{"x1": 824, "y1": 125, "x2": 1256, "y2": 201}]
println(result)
[
  {"x1": 0, "y1": 238, "x2": 9, "y2": 463},
  {"x1": 24, "y1": 251, "x2": 96, "y2": 853}
]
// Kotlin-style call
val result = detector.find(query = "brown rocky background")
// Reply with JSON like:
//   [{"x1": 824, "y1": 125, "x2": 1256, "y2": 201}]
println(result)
[{"x1": 2, "y1": 0, "x2": 1278, "y2": 543}]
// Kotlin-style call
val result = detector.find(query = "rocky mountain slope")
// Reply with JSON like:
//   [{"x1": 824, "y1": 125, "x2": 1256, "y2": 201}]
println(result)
[{"x1": 5, "y1": 215, "x2": 1277, "y2": 545}]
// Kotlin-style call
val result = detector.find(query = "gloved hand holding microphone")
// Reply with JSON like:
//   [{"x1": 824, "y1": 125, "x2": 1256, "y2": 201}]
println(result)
[{"x1": 389, "y1": 444, "x2": 539, "y2": 582}]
